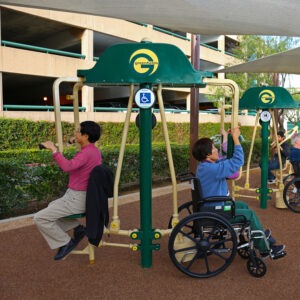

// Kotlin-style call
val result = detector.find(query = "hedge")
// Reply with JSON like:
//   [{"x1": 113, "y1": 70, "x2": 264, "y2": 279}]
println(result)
[
  {"x1": 0, "y1": 140, "x2": 262, "y2": 219},
  {"x1": 0, "y1": 117, "x2": 258, "y2": 150},
  {"x1": 0, "y1": 117, "x2": 261, "y2": 218}
]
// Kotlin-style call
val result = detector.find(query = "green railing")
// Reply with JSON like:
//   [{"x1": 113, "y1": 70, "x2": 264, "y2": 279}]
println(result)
[
  {"x1": 1, "y1": 40, "x2": 100, "y2": 61},
  {"x1": 93, "y1": 107, "x2": 139, "y2": 112},
  {"x1": 152, "y1": 26, "x2": 190, "y2": 41},
  {"x1": 3, "y1": 105, "x2": 86, "y2": 112},
  {"x1": 2, "y1": 40, "x2": 85, "y2": 59},
  {"x1": 2, "y1": 105, "x2": 256, "y2": 116},
  {"x1": 128, "y1": 21, "x2": 148, "y2": 27},
  {"x1": 200, "y1": 43, "x2": 221, "y2": 52}
]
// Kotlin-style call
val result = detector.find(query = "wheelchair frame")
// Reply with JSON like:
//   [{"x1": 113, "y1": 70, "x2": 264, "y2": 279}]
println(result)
[
  {"x1": 283, "y1": 161, "x2": 300, "y2": 213},
  {"x1": 168, "y1": 173, "x2": 280, "y2": 278}
]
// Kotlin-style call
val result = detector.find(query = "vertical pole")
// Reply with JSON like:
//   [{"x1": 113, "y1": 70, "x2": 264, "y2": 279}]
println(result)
[
  {"x1": 190, "y1": 34, "x2": 200, "y2": 173},
  {"x1": 139, "y1": 84, "x2": 153, "y2": 268},
  {"x1": 260, "y1": 115, "x2": 270, "y2": 209}
]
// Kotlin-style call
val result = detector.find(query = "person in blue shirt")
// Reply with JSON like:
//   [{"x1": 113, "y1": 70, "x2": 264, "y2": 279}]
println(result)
[
  {"x1": 266, "y1": 131, "x2": 290, "y2": 184},
  {"x1": 290, "y1": 133, "x2": 300, "y2": 178},
  {"x1": 192, "y1": 127, "x2": 285, "y2": 257},
  {"x1": 290, "y1": 133, "x2": 300, "y2": 163}
]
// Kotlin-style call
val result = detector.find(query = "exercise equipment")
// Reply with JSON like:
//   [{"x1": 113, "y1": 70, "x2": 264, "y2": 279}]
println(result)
[{"x1": 53, "y1": 39, "x2": 213, "y2": 268}]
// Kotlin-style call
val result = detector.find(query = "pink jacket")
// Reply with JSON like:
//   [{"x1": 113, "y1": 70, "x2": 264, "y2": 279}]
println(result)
[{"x1": 53, "y1": 143, "x2": 102, "y2": 191}]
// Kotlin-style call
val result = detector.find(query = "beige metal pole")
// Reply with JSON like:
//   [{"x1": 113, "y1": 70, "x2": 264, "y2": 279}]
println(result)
[
  {"x1": 52, "y1": 77, "x2": 80, "y2": 152},
  {"x1": 110, "y1": 84, "x2": 134, "y2": 232},
  {"x1": 156, "y1": 84, "x2": 178, "y2": 226}
]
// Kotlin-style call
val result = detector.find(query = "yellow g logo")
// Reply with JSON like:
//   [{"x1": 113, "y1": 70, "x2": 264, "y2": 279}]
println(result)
[
  {"x1": 129, "y1": 49, "x2": 159, "y2": 75},
  {"x1": 259, "y1": 89, "x2": 275, "y2": 104}
]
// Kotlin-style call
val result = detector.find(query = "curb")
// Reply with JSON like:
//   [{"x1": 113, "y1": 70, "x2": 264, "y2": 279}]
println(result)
[{"x1": 0, "y1": 182, "x2": 190, "y2": 232}]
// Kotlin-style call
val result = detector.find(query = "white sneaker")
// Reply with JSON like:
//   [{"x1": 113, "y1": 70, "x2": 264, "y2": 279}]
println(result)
[{"x1": 268, "y1": 179, "x2": 276, "y2": 184}]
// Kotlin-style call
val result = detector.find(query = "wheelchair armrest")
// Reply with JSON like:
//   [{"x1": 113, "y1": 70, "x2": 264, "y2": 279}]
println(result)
[
  {"x1": 198, "y1": 196, "x2": 235, "y2": 219},
  {"x1": 202, "y1": 196, "x2": 235, "y2": 207}
]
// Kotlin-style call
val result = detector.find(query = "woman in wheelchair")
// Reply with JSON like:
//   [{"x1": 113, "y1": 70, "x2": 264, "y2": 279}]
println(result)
[{"x1": 192, "y1": 127, "x2": 285, "y2": 258}]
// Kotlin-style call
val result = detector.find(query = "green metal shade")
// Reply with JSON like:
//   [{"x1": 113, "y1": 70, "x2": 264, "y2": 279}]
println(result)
[
  {"x1": 77, "y1": 41, "x2": 212, "y2": 87},
  {"x1": 239, "y1": 86, "x2": 298, "y2": 109}
]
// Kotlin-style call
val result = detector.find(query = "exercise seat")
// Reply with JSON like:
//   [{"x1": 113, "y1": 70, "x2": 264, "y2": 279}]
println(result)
[{"x1": 65, "y1": 212, "x2": 95, "y2": 264}]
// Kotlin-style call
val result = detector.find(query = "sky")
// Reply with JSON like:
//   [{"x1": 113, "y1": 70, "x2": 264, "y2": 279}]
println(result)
[{"x1": 285, "y1": 74, "x2": 300, "y2": 89}]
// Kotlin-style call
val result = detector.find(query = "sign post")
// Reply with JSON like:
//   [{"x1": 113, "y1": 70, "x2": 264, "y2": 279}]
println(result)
[{"x1": 135, "y1": 85, "x2": 157, "y2": 267}]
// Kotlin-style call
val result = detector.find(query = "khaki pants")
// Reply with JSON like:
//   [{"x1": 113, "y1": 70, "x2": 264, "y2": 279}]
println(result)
[{"x1": 34, "y1": 189, "x2": 86, "y2": 249}]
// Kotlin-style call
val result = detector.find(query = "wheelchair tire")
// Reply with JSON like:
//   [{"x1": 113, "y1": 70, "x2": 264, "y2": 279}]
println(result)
[
  {"x1": 283, "y1": 177, "x2": 300, "y2": 213},
  {"x1": 168, "y1": 200, "x2": 194, "y2": 228},
  {"x1": 168, "y1": 212, "x2": 237, "y2": 278},
  {"x1": 283, "y1": 173, "x2": 296, "y2": 184},
  {"x1": 247, "y1": 257, "x2": 266, "y2": 277}
]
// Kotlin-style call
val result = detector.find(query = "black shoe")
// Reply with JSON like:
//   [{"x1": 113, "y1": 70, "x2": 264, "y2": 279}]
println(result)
[
  {"x1": 54, "y1": 239, "x2": 77, "y2": 260},
  {"x1": 260, "y1": 244, "x2": 285, "y2": 258},
  {"x1": 74, "y1": 225, "x2": 86, "y2": 243},
  {"x1": 271, "y1": 244, "x2": 285, "y2": 254}
]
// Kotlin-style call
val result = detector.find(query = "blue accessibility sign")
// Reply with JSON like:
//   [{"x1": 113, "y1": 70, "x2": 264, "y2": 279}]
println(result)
[{"x1": 135, "y1": 88, "x2": 155, "y2": 109}]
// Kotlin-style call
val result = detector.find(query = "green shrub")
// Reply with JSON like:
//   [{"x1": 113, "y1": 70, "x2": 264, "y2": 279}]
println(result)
[
  {"x1": 0, "y1": 117, "x2": 258, "y2": 150},
  {"x1": 0, "y1": 117, "x2": 261, "y2": 218},
  {"x1": 0, "y1": 143, "x2": 192, "y2": 218}
]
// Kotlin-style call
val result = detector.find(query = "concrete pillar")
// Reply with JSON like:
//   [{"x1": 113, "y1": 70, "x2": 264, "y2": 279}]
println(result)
[
  {"x1": 81, "y1": 29, "x2": 94, "y2": 112},
  {"x1": 218, "y1": 36, "x2": 225, "y2": 80},
  {"x1": 218, "y1": 35, "x2": 225, "y2": 53},
  {"x1": 186, "y1": 93, "x2": 191, "y2": 111}
]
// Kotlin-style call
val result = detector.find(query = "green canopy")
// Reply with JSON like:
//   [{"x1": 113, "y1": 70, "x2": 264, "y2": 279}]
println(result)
[
  {"x1": 78, "y1": 41, "x2": 212, "y2": 87},
  {"x1": 239, "y1": 86, "x2": 298, "y2": 109}
]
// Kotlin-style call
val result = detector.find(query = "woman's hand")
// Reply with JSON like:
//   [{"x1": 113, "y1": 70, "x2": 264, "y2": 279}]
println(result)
[{"x1": 40, "y1": 141, "x2": 57, "y2": 153}]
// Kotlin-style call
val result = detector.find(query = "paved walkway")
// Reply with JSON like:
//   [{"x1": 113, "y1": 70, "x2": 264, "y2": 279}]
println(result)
[{"x1": 0, "y1": 175, "x2": 299, "y2": 299}]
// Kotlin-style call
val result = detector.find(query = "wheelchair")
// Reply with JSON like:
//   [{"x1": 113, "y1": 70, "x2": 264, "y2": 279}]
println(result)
[
  {"x1": 168, "y1": 173, "x2": 284, "y2": 278},
  {"x1": 283, "y1": 161, "x2": 300, "y2": 213}
]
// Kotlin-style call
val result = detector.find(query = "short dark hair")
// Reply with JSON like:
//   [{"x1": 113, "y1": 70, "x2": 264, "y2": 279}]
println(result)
[
  {"x1": 80, "y1": 121, "x2": 101, "y2": 143},
  {"x1": 192, "y1": 138, "x2": 213, "y2": 162},
  {"x1": 277, "y1": 131, "x2": 285, "y2": 138}
]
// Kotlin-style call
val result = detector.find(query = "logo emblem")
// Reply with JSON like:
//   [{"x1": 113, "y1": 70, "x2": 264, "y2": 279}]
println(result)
[
  {"x1": 129, "y1": 49, "x2": 159, "y2": 75},
  {"x1": 259, "y1": 89, "x2": 275, "y2": 104}
]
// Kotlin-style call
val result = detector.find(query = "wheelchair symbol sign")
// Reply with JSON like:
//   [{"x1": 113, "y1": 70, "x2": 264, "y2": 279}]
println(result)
[
  {"x1": 135, "y1": 88, "x2": 155, "y2": 109},
  {"x1": 260, "y1": 111, "x2": 271, "y2": 122}
]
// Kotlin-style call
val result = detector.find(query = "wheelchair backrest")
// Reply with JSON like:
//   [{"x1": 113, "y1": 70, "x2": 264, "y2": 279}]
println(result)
[
  {"x1": 292, "y1": 161, "x2": 300, "y2": 176},
  {"x1": 190, "y1": 177, "x2": 205, "y2": 212}
]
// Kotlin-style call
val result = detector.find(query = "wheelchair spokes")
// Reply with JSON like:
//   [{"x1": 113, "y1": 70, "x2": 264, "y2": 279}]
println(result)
[
  {"x1": 283, "y1": 178, "x2": 300, "y2": 213},
  {"x1": 169, "y1": 212, "x2": 237, "y2": 278}
]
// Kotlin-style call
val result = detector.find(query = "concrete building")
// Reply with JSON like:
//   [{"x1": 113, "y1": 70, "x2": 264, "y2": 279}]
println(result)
[{"x1": 0, "y1": 5, "x2": 244, "y2": 123}]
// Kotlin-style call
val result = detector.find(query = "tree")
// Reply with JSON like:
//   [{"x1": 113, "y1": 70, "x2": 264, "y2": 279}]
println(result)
[{"x1": 213, "y1": 35, "x2": 300, "y2": 131}]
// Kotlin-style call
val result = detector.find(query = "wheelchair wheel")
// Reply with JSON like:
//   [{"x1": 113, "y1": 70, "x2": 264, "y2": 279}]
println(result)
[
  {"x1": 168, "y1": 212, "x2": 237, "y2": 278},
  {"x1": 283, "y1": 173, "x2": 296, "y2": 184},
  {"x1": 283, "y1": 177, "x2": 300, "y2": 213},
  {"x1": 168, "y1": 201, "x2": 194, "y2": 228},
  {"x1": 247, "y1": 257, "x2": 266, "y2": 277},
  {"x1": 237, "y1": 242, "x2": 250, "y2": 259}
]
